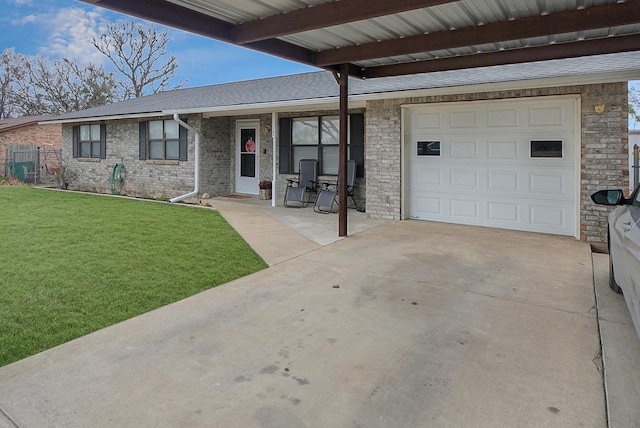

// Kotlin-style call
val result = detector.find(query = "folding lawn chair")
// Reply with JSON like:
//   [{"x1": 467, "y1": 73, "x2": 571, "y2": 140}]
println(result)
[
  {"x1": 283, "y1": 159, "x2": 318, "y2": 208},
  {"x1": 313, "y1": 159, "x2": 359, "y2": 214}
]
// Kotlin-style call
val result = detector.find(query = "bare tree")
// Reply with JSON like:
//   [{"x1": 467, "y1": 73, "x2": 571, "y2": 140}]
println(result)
[
  {"x1": 630, "y1": 84, "x2": 640, "y2": 130},
  {"x1": 13, "y1": 55, "x2": 117, "y2": 115},
  {"x1": 92, "y1": 21, "x2": 186, "y2": 99},
  {"x1": 0, "y1": 49, "x2": 20, "y2": 118}
]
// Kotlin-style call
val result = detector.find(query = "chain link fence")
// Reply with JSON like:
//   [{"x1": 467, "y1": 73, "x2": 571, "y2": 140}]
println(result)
[{"x1": 4, "y1": 144, "x2": 61, "y2": 186}]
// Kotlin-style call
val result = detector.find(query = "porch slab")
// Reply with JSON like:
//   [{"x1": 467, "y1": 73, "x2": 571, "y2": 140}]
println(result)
[{"x1": 0, "y1": 216, "x2": 605, "y2": 427}]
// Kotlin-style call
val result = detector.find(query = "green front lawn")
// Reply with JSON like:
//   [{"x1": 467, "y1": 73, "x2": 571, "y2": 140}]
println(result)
[{"x1": 0, "y1": 187, "x2": 267, "y2": 367}]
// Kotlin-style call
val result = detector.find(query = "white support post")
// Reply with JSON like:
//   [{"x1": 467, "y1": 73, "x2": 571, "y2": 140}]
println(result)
[{"x1": 272, "y1": 111, "x2": 278, "y2": 207}]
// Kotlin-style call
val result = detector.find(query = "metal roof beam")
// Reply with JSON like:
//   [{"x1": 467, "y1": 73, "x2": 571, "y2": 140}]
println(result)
[
  {"x1": 363, "y1": 34, "x2": 640, "y2": 78},
  {"x1": 233, "y1": 0, "x2": 458, "y2": 45},
  {"x1": 80, "y1": 0, "x2": 318, "y2": 66},
  {"x1": 81, "y1": 0, "x2": 234, "y2": 39},
  {"x1": 316, "y1": 0, "x2": 640, "y2": 66}
]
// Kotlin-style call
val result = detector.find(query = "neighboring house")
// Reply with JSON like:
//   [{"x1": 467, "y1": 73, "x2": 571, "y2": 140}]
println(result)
[
  {"x1": 0, "y1": 115, "x2": 62, "y2": 178},
  {"x1": 43, "y1": 52, "x2": 640, "y2": 244}
]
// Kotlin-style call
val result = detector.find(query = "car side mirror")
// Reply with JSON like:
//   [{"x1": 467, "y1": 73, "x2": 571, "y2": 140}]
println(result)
[{"x1": 591, "y1": 189, "x2": 625, "y2": 206}]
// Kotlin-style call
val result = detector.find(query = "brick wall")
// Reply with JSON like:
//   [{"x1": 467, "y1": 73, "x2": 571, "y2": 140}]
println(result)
[
  {"x1": 64, "y1": 114, "x2": 234, "y2": 198},
  {"x1": 365, "y1": 82, "x2": 628, "y2": 242},
  {"x1": 0, "y1": 123, "x2": 62, "y2": 176},
  {"x1": 202, "y1": 116, "x2": 232, "y2": 196}
]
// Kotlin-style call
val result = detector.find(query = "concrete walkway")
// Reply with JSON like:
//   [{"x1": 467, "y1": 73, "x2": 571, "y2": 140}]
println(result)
[
  {"x1": 593, "y1": 253, "x2": 640, "y2": 427},
  {"x1": 0, "y1": 199, "x2": 620, "y2": 427}
]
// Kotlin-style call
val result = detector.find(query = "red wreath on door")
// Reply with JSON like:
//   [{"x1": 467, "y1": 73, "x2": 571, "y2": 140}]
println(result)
[{"x1": 245, "y1": 137, "x2": 255, "y2": 152}]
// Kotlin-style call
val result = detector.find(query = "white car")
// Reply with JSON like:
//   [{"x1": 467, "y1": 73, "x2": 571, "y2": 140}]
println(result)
[{"x1": 592, "y1": 186, "x2": 640, "y2": 339}]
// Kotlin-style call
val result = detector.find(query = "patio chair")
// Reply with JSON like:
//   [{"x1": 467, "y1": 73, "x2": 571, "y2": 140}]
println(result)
[
  {"x1": 284, "y1": 159, "x2": 318, "y2": 208},
  {"x1": 313, "y1": 159, "x2": 359, "y2": 214}
]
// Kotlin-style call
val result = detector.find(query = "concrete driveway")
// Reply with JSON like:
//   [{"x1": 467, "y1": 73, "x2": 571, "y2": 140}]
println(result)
[{"x1": 0, "y1": 205, "x2": 604, "y2": 427}]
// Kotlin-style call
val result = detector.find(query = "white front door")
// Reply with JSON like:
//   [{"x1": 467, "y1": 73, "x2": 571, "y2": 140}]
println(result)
[{"x1": 236, "y1": 120, "x2": 260, "y2": 194}]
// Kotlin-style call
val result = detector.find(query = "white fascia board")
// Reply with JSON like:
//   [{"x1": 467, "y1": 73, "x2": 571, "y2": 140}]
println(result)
[
  {"x1": 39, "y1": 112, "x2": 168, "y2": 125},
  {"x1": 165, "y1": 97, "x2": 367, "y2": 118},
  {"x1": 350, "y1": 71, "x2": 640, "y2": 103},
  {"x1": 170, "y1": 71, "x2": 640, "y2": 118}
]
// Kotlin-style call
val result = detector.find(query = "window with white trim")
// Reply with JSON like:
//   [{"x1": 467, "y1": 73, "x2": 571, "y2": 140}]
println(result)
[
  {"x1": 148, "y1": 120, "x2": 180, "y2": 160},
  {"x1": 279, "y1": 114, "x2": 364, "y2": 176}
]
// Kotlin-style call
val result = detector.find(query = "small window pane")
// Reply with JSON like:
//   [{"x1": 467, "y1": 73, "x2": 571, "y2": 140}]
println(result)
[
  {"x1": 293, "y1": 146, "x2": 317, "y2": 173},
  {"x1": 292, "y1": 118, "x2": 318, "y2": 145},
  {"x1": 90, "y1": 124, "x2": 101, "y2": 140},
  {"x1": 80, "y1": 125, "x2": 91, "y2": 141},
  {"x1": 417, "y1": 141, "x2": 440, "y2": 156},
  {"x1": 531, "y1": 140, "x2": 562, "y2": 158},
  {"x1": 149, "y1": 141, "x2": 163, "y2": 159},
  {"x1": 165, "y1": 140, "x2": 179, "y2": 160},
  {"x1": 164, "y1": 120, "x2": 179, "y2": 139},
  {"x1": 92, "y1": 141, "x2": 101, "y2": 157},
  {"x1": 80, "y1": 142, "x2": 91, "y2": 157},
  {"x1": 149, "y1": 121, "x2": 163, "y2": 140},
  {"x1": 240, "y1": 153, "x2": 256, "y2": 177},
  {"x1": 322, "y1": 146, "x2": 339, "y2": 175},
  {"x1": 321, "y1": 116, "x2": 339, "y2": 145}
]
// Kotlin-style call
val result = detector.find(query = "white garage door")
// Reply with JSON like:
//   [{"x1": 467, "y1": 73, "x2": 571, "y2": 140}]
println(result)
[{"x1": 406, "y1": 96, "x2": 579, "y2": 237}]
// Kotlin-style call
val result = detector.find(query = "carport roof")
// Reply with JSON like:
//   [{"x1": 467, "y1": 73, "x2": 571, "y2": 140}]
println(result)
[
  {"x1": 44, "y1": 51, "x2": 640, "y2": 123},
  {"x1": 81, "y1": 0, "x2": 640, "y2": 79}
]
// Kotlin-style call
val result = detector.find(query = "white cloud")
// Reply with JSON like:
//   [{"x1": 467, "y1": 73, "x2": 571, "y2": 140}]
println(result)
[
  {"x1": 11, "y1": 7, "x2": 108, "y2": 65},
  {"x1": 43, "y1": 8, "x2": 108, "y2": 65},
  {"x1": 14, "y1": 0, "x2": 33, "y2": 5},
  {"x1": 11, "y1": 14, "x2": 38, "y2": 25}
]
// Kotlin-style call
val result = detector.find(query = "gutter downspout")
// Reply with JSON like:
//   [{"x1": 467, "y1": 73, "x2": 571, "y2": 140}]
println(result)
[
  {"x1": 170, "y1": 114, "x2": 199, "y2": 203},
  {"x1": 272, "y1": 112, "x2": 277, "y2": 207}
]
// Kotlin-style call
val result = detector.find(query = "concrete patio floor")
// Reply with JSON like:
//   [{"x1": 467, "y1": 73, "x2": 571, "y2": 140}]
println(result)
[{"x1": 0, "y1": 195, "x2": 636, "y2": 427}]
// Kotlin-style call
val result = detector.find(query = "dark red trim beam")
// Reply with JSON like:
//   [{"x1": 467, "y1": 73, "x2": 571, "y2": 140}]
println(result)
[
  {"x1": 364, "y1": 34, "x2": 640, "y2": 78},
  {"x1": 316, "y1": 0, "x2": 640, "y2": 66},
  {"x1": 233, "y1": 0, "x2": 458, "y2": 44},
  {"x1": 81, "y1": 0, "x2": 317, "y2": 67}
]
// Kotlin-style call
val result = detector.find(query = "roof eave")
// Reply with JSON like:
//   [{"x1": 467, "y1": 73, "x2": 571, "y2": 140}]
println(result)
[
  {"x1": 39, "y1": 112, "x2": 168, "y2": 125},
  {"x1": 351, "y1": 69, "x2": 640, "y2": 102},
  {"x1": 38, "y1": 68, "x2": 640, "y2": 124},
  {"x1": 166, "y1": 97, "x2": 367, "y2": 118}
]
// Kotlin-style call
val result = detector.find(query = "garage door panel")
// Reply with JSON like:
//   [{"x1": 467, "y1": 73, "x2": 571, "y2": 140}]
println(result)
[
  {"x1": 529, "y1": 172, "x2": 567, "y2": 195},
  {"x1": 488, "y1": 140, "x2": 519, "y2": 159},
  {"x1": 412, "y1": 196, "x2": 443, "y2": 216},
  {"x1": 411, "y1": 164, "x2": 573, "y2": 199},
  {"x1": 450, "y1": 110, "x2": 478, "y2": 128},
  {"x1": 529, "y1": 105, "x2": 564, "y2": 127},
  {"x1": 410, "y1": 193, "x2": 574, "y2": 234},
  {"x1": 407, "y1": 96, "x2": 578, "y2": 237},
  {"x1": 413, "y1": 168, "x2": 442, "y2": 185},
  {"x1": 488, "y1": 108, "x2": 519, "y2": 127},
  {"x1": 413, "y1": 112, "x2": 441, "y2": 130},
  {"x1": 450, "y1": 199, "x2": 480, "y2": 219},
  {"x1": 450, "y1": 140, "x2": 479, "y2": 158},
  {"x1": 530, "y1": 204, "x2": 568, "y2": 229},
  {"x1": 412, "y1": 137, "x2": 574, "y2": 164},
  {"x1": 488, "y1": 202, "x2": 519, "y2": 222},
  {"x1": 450, "y1": 169, "x2": 479, "y2": 188},
  {"x1": 487, "y1": 171, "x2": 519, "y2": 191}
]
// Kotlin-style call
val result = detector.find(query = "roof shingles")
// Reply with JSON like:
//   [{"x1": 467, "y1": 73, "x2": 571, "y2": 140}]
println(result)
[{"x1": 45, "y1": 51, "x2": 640, "y2": 122}]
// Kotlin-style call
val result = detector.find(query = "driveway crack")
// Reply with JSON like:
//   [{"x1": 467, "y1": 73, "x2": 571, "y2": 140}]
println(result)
[{"x1": 0, "y1": 406, "x2": 20, "y2": 428}]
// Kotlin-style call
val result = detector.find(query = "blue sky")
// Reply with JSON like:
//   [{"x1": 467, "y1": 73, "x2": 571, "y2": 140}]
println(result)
[{"x1": 0, "y1": 0, "x2": 319, "y2": 88}]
